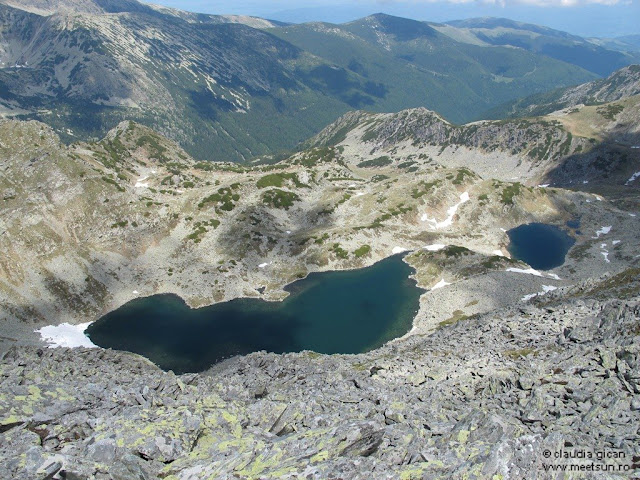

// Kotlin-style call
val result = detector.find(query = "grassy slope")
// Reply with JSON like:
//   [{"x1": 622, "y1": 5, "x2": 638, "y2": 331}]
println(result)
[{"x1": 270, "y1": 15, "x2": 598, "y2": 124}]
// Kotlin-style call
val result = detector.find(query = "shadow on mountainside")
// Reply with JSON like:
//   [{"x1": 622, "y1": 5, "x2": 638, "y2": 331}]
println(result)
[
  {"x1": 214, "y1": 199, "x2": 339, "y2": 264},
  {"x1": 542, "y1": 131, "x2": 640, "y2": 207}
]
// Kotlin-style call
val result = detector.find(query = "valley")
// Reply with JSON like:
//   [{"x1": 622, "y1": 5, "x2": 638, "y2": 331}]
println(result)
[
  {"x1": 0, "y1": 2, "x2": 639, "y2": 479},
  {"x1": 0, "y1": 73, "x2": 638, "y2": 353},
  {"x1": 2, "y1": 2, "x2": 638, "y2": 161}
]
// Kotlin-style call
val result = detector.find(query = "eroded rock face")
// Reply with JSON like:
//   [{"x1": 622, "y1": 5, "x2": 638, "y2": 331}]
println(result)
[{"x1": 1, "y1": 281, "x2": 638, "y2": 480}]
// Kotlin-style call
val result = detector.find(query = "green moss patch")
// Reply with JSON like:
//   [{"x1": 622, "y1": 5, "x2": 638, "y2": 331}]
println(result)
[{"x1": 262, "y1": 189, "x2": 300, "y2": 210}]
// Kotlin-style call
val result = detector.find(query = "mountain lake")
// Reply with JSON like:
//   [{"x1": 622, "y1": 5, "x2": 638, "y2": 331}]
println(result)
[
  {"x1": 507, "y1": 223, "x2": 575, "y2": 270},
  {"x1": 86, "y1": 254, "x2": 424, "y2": 373}
]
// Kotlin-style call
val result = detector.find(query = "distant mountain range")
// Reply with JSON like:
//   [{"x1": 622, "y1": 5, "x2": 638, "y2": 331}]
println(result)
[
  {"x1": 488, "y1": 64, "x2": 640, "y2": 119},
  {"x1": 0, "y1": 0, "x2": 638, "y2": 161},
  {"x1": 438, "y1": 17, "x2": 636, "y2": 77}
]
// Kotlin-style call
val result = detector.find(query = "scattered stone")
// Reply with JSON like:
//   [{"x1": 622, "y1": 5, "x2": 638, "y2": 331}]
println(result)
[{"x1": 0, "y1": 275, "x2": 639, "y2": 479}]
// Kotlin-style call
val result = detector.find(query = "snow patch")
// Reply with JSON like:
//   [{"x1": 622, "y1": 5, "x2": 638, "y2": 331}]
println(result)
[
  {"x1": 506, "y1": 268, "x2": 561, "y2": 280},
  {"x1": 424, "y1": 244, "x2": 446, "y2": 252},
  {"x1": 593, "y1": 226, "x2": 612, "y2": 238},
  {"x1": 431, "y1": 279, "x2": 451, "y2": 291},
  {"x1": 612, "y1": 240, "x2": 621, "y2": 245},
  {"x1": 492, "y1": 250, "x2": 504, "y2": 257},
  {"x1": 135, "y1": 176, "x2": 149, "y2": 188},
  {"x1": 421, "y1": 192, "x2": 469, "y2": 230},
  {"x1": 598, "y1": 241, "x2": 611, "y2": 263},
  {"x1": 258, "y1": 263, "x2": 270, "y2": 269},
  {"x1": 521, "y1": 285, "x2": 557, "y2": 302},
  {"x1": 625, "y1": 171, "x2": 640, "y2": 185},
  {"x1": 36, "y1": 323, "x2": 97, "y2": 349},
  {"x1": 506, "y1": 267, "x2": 543, "y2": 277},
  {"x1": 392, "y1": 247, "x2": 409, "y2": 255}
]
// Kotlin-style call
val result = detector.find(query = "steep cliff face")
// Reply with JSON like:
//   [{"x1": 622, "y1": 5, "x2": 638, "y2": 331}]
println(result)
[
  {"x1": 311, "y1": 107, "x2": 581, "y2": 168},
  {"x1": 1, "y1": 272, "x2": 638, "y2": 479}
]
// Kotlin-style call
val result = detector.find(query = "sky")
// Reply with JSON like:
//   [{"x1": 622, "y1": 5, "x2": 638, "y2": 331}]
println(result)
[{"x1": 145, "y1": 0, "x2": 640, "y2": 37}]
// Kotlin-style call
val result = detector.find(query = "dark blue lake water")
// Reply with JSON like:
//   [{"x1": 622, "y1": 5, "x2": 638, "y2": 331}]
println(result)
[
  {"x1": 507, "y1": 223, "x2": 575, "y2": 270},
  {"x1": 86, "y1": 255, "x2": 424, "y2": 373}
]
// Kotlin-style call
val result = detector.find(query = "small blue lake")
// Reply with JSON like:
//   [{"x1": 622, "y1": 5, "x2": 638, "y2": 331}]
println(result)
[
  {"x1": 507, "y1": 223, "x2": 575, "y2": 270},
  {"x1": 86, "y1": 255, "x2": 424, "y2": 374}
]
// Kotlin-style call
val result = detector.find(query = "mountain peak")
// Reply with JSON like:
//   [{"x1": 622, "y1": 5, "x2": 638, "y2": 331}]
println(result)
[
  {"x1": 0, "y1": 0, "x2": 152, "y2": 16},
  {"x1": 349, "y1": 12, "x2": 439, "y2": 41},
  {"x1": 445, "y1": 16, "x2": 574, "y2": 39}
]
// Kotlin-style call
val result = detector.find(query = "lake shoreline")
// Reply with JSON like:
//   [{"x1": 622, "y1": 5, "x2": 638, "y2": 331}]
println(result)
[{"x1": 84, "y1": 254, "x2": 424, "y2": 373}]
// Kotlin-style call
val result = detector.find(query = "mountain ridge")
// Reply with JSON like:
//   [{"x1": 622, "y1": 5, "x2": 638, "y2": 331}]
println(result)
[
  {"x1": 0, "y1": 4, "x2": 639, "y2": 480},
  {"x1": 0, "y1": 86, "x2": 637, "y2": 347},
  {"x1": 437, "y1": 16, "x2": 640, "y2": 77},
  {"x1": 488, "y1": 64, "x2": 640, "y2": 119},
  {"x1": 2, "y1": 1, "x2": 628, "y2": 161}
]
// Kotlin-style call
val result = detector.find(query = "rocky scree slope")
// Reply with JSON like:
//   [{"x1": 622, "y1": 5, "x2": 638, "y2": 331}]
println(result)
[
  {"x1": 0, "y1": 0, "x2": 154, "y2": 15},
  {"x1": 0, "y1": 0, "x2": 282, "y2": 27},
  {"x1": 0, "y1": 88, "x2": 639, "y2": 478},
  {"x1": 310, "y1": 106, "x2": 637, "y2": 188},
  {"x1": 0, "y1": 270, "x2": 639, "y2": 479},
  {"x1": 308, "y1": 78, "x2": 640, "y2": 197},
  {"x1": 309, "y1": 108, "x2": 584, "y2": 184}
]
